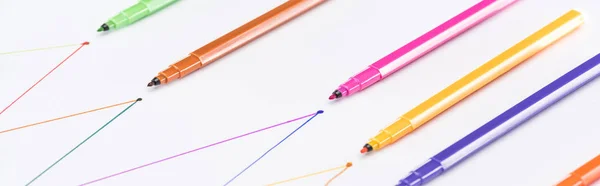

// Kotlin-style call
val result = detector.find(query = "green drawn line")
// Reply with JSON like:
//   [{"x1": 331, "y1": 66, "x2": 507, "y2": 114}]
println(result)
[{"x1": 25, "y1": 98, "x2": 142, "y2": 186}]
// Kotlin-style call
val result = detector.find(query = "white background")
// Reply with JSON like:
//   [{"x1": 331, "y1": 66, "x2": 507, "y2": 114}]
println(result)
[{"x1": 1, "y1": 0, "x2": 599, "y2": 185}]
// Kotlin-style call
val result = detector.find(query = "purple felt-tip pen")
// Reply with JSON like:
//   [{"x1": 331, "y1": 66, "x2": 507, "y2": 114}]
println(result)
[{"x1": 397, "y1": 53, "x2": 600, "y2": 186}]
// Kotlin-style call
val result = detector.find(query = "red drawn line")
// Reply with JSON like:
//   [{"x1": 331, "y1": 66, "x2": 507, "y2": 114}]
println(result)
[{"x1": 0, "y1": 41, "x2": 90, "y2": 117}]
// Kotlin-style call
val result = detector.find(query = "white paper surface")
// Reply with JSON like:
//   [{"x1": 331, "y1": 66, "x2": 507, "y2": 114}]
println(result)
[{"x1": 1, "y1": 0, "x2": 600, "y2": 185}]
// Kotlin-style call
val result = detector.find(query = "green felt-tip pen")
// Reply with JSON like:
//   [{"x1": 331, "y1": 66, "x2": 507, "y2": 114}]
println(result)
[{"x1": 97, "y1": 0, "x2": 178, "y2": 32}]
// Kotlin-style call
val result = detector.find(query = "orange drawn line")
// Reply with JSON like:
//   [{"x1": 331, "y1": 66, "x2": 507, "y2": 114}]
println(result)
[
  {"x1": 0, "y1": 41, "x2": 89, "y2": 117},
  {"x1": 266, "y1": 162, "x2": 352, "y2": 186},
  {"x1": 324, "y1": 162, "x2": 352, "y2": 186},
  {"x1": 0, "y1": 99, "x2": 136, "y2": 135}
]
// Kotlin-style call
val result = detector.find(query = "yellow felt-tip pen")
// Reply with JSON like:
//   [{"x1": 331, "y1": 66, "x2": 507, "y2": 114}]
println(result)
[{"x1": 361, "y1": 10, "x2": 583, "y2": 154}]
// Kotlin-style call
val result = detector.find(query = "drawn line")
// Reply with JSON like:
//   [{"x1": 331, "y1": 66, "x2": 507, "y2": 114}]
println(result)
[
  {"x1": 0, "y1": 43, "x2": 83, "y2": 55},
  {"x1": 25, "y1": 98, "x2": 141, "y2": 186},
  {"x1": 266, "y1": 162, "x2": 352, "y2": 186},
  {"x1": 223, "y1": 110, "x2": 324, "y2": 186},
  {"x1": 325, "y1": 162, "x2": 352, "y2": 186},
  {"x1": 0, "y1": 99, "x2": 137, "y2": 135},
  {"x1": 79, "y1": 111, "x2": 321, "y2": 186},
  {"x1": 0, "y1": 41, "x2": 90, "y2": 117}
]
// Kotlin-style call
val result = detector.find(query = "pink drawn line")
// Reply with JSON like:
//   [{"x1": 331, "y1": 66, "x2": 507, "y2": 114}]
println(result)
[{"x1": 79, "y1": 111, "x2": 319, "y2": 185}]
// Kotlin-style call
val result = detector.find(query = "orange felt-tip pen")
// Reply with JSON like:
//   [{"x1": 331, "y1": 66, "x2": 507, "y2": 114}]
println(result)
[
  {"x1": 556, "y1": 154, "x2": 600, "y2": 186},
  {"x1": 361, "y1": 10, "x2": 583, "y2": 154},
  {"x1": 147, "y1": 0, "x2": 326, "y2": 87}
]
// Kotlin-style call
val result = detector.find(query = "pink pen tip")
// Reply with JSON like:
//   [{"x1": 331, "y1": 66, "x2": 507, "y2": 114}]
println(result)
[{"x1": 328, "y1": 94, "x2": 336, "y2": 100}]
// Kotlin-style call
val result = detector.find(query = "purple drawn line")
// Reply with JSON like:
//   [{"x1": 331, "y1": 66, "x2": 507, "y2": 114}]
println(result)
[
  {"x1": 223, "y1": 110, "x2": 323, "y2": 186},
  {"x1": 79, "y1": 112, "x2": 318, "y2": 185}
]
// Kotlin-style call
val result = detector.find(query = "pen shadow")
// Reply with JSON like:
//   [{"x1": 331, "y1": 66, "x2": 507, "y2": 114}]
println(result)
[
  {"x1": 145, "y1": 80, "x2": 184, "y2": 93},
  {"x1": 95, "y1": 32, "x2": 110, "y2": 37},
  {"x1": 325, "y1": 92, "x2": 363, "y2": 105},
  {"x1": 143, "y1": 65, "x2": 214, "y2": 94}
]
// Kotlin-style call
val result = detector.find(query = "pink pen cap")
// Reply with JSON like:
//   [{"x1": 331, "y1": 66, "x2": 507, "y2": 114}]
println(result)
[{"x1": 329, "y1": 0, "x2": 517, "y2": 100}]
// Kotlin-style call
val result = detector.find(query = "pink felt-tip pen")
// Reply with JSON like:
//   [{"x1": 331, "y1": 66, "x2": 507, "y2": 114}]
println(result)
[{"x1": 328, "y1": 0, "x2": 517, "y2": 100}]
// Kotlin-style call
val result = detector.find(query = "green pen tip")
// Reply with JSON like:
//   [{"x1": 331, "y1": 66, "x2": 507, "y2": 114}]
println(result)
[{"x1": 97, "y1": 23, "x2": 109, "y2": 32}]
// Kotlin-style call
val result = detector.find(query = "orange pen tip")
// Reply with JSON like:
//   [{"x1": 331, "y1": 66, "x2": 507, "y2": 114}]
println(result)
[
  {"x1": 360, "y1": 147, "x2": 368, "y2": 154},
  {"x1": 345, "y1": 162, "x2": 353, "y2": 167},
  {"x1": 147, "y1": 77, "x2": 161, "y2": 87}
]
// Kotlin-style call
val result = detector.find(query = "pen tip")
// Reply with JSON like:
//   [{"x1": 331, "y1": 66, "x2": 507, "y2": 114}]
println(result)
[
  {"x1": 97, "y1": 23, "x2": 109, "y2": 32},
  {"x1": 147, "y1": 77, "x2": 161, "y2": 87},
  {"x1": 361, "y1": 144, "x2": 373, "y2": 154},
  {"x1": 329, "y1": 90, "x2": 343, "y2": 100}
]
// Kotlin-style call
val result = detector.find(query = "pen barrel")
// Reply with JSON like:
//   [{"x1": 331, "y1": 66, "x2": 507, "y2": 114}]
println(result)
[
  {"x1": 367, "y1": 9, "x2": 584, "y2": 152},
  {"x1": 557, "y1": 155, "x2": 600, "y2": 186},
  {"x1": 374, "y1": 0, "x2": 517, "y2": 77},
  {"x1": 397, "y1": 159, "x2": 444, "y2": 186},
  {"x1": 578, "y1": 156, "x2": 600, "y2": 185},
  {"x1": 337, "y1": 67, "x2": 381, "y2": 97},
  {"x1": 158, "y1": 55, "x2": 198, "y2": 82},
  {"x1": 397, "y1": 52, "x2": 600, "y2": 186},
  {"x1": 190, "y1": 0, "x2": 324, "y2": 64},
  {"x1": 368, "y1": 117, "x2": 414, "y2": 150},
  {"x1": 109, "y1": 0, "x2": 177, "y2": 29},
  {"x1": 159, "y1": 0, "x2": 325, "y2": 83},
  {"x1": 120, "y1": 3, "x2": 150, "y2": 24},
  {"x1": 396, "y1": 15, "x2": 591, "y2": 186},
  {"x1": 439, "y1": 53, "x2": 600, "y2": 171},
  {"x1": 140, "y1": 0, "x2": 178, "y2": 12},
  {"x1": 337, "y1": 0, "x2": 517, "y2": 97},
  {"x1": 403, "y1": 10, "x2": 583, "y2": 128},
  {"x1": 557, "y1": 175, "x2": 585, "y2": 186}
]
